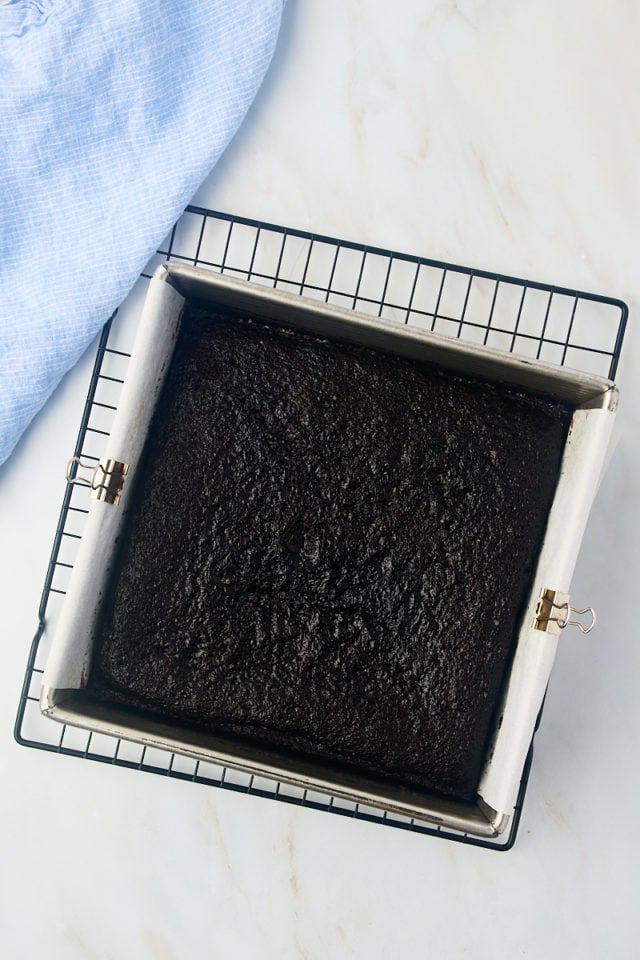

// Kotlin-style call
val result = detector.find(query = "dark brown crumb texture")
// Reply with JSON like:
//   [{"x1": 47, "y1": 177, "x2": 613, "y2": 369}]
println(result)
[{"x1": 88, "y1": 306, "x2": 572, "y2": 800}]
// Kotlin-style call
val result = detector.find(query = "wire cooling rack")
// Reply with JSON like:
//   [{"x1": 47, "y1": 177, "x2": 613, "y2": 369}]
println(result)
[{"x1": 15, "y1": 206, "x2": 628, "y2": 851}]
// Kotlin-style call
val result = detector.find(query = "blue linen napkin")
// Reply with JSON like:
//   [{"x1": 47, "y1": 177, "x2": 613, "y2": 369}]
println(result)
[{"x1": 0, "y1": 0, "x2": 285, "y2": 466}]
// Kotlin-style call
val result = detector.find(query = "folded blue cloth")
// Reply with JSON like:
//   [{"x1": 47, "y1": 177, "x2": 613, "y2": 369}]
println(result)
[{"x1": 0, "y1": 0, "x2": 284, "y2": 466}]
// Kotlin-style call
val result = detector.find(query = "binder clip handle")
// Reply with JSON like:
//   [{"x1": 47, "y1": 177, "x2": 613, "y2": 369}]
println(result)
[
  {"x1": 556, "y1": 602, "x2": 597, "y2": 634},
  {"x1": 66, "y1": 456, "x2": 95, "y2": 487}
]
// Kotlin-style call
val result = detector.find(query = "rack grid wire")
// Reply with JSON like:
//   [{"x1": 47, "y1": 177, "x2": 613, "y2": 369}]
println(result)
[{"x1": 15, "y1": 205, "x2": 628, "y2": 851}]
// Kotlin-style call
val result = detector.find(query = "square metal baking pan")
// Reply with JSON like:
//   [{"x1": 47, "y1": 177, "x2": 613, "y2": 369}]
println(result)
[{"x1": 41, "y1": 263, "x2": 617, "y2": 838}]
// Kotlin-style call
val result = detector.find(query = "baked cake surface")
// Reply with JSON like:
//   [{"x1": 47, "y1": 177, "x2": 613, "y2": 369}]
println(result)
[{"x1": 88, "y1": 306, "x2": 572, "y2": 800}]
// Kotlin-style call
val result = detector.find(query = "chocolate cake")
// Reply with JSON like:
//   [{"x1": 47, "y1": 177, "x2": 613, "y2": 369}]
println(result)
[{"x1": 88, "y1": 305, "x2": 572, "y2": 800}]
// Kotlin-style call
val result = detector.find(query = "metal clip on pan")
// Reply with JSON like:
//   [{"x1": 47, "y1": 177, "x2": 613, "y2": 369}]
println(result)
[
  {"x1": 534, "y1": 588, "x2": 596, "y2": 635},
  {"x1": 66, "y1": 456, "x2": 129, "y2": 506}
]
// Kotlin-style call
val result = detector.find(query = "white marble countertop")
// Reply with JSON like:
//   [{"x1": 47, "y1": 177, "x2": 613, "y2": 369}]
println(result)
[{"x1": 2, "y1": 1, "x2": 639, "y2": 956}]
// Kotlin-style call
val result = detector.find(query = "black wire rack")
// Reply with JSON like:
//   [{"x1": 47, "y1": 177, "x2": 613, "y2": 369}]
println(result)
[{"x1": 15, "y1": 205, "x2": 628, "y2": 851}]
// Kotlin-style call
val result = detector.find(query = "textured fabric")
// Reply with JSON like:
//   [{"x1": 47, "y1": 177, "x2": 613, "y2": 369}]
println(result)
[{"x1": 0, "y1": 0, "x2": 285, "y2": 465}]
